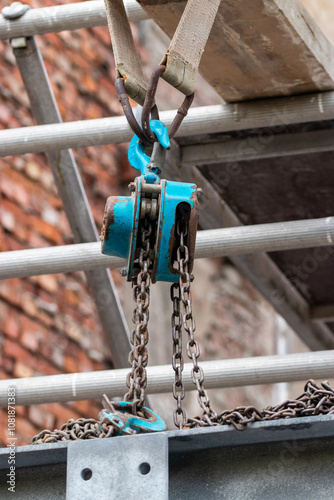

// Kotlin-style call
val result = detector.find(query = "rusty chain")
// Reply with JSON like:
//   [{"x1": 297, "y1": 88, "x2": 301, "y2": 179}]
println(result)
[
  {"x1": 171, "y1": 281, "x2": 186, "y2": 428},
  {"x1": 31, "y1": 202, "x2": 334, "y2": 444},
  {"x1": 123, "y1": 218, "x2": 152, "y2": 409},
  {"x1": 186, "y1": 379, "x2": 334, "y2": 430},
  {"x1": 32, "y1": 379, "x2": 334, "y2": 443},
  {"x1": 171, "y1": 220, "x2": 217, "y2": 427}
]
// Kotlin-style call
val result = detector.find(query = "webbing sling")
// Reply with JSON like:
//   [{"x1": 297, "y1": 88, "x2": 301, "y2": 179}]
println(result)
[
  {"x1": 104, "y1": 0, "x2": 147, "y2": 105},
  {"x1": 160, "y1": 0, "x2": 220, "y2": 96},
  {"x1": 104, "y1": 0, "x2": 220, "y2": 104}
]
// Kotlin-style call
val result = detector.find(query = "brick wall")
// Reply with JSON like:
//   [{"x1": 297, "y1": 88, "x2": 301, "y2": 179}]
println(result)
[{"x1": 0, "y1": 0, "x2": 137, "y2": 446}]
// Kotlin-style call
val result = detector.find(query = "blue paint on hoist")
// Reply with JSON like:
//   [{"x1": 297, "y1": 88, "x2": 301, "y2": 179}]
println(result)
[
  {"x1": 101, "y1": 120, "x2": 199, "y2": 282},
  {"x1": 99, "y1": 402, "x2": 167, "y2": 435}
]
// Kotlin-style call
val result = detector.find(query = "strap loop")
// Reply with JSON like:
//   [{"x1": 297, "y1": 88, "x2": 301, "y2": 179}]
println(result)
[{"x1": 141, "y1": 66, "x2": 194, "y2": 142}]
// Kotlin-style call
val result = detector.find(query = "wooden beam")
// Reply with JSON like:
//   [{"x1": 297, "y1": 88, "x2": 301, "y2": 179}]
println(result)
[
  {"x1": 138, "y1": 0, "x2": 334, "y2": 102},
  {"x1": 311, "y1": 304, "x2": 334, "y2": 322}
]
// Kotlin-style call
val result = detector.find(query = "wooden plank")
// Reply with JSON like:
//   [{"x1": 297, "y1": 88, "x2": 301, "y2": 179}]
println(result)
[{"x1": 138, "y1": 0, "x2": 334, "y2": 102}]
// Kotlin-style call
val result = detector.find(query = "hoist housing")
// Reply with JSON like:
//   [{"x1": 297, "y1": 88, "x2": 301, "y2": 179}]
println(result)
[{"x1": 101, "y1": 176, "x2": 199, "y2": 283}]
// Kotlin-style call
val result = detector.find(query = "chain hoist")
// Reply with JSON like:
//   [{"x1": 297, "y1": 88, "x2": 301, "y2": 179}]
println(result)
[
  {"x1": 31, "y1": 64, "x2": 334, "y2": 442},
  {"x1": 30, "y1": 0, "x2": 334, "y2": 444},
  {"x1": 98, "y1": 59, "x2": 204, "y2": 432}
]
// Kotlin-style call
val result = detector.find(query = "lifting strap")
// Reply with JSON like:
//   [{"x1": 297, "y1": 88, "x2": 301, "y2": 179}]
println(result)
[
  {"x1": 104, "y1": 0, "x2": 220, "y2": 104},
  {"x1": 159, "y1": 0, "x2": 220, "y2": 96},
  {"x1": 104, "y1": 0, "x2": 148, "y2": 105}
]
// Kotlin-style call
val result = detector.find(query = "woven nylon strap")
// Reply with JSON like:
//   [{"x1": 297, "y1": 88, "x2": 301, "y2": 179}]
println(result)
[
  {"x1": 104, "y1": 0, "x2": 147, "y2": 105},
  {"x1": 104, "y1": 0, "x2": 220, "y2": 104}
]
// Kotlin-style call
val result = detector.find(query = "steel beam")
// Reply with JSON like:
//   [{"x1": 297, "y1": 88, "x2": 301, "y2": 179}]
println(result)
[
  {"x1": 0, "y1": 350, "x2": 333, "y2": 407},
  {"x1": 311, "y1": 304, "x2": 334, "y2": 322},
  {"x1": 0, "y1": 217, "x2": 333, "y2": 280},
  {"x1": 181, "y1": 128, "x2": 334, "y2": 166},
  {"x1": 163, "y1": 147, "x2": 334, "y2": 351},
  {"x1": 1, "y1": 92, "x2": 334, "y2": 157},
  {"x1": 1, "y1": 417, "x2": 333, "y2": 500},
  {"x1": 12, "y1": 36, "x2": 131, "y2": 368},
  {"x1": 0, "y1": 0, "x2": 147, "y2": 40}
]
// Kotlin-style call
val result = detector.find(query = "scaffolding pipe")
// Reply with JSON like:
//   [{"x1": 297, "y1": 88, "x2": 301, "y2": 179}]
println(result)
[
  {"x1": 0, "y1": 217, "x2": 333, "y2": 280},
  {"x1": 1, "y1": 92, "x2": 334, "y2": 157},
  {"x1": 0, "y1": 350, "x2": 333, "y2": 407},
  {"x1": 0, "y1": 0, "x2": 147, "y2": 40}
]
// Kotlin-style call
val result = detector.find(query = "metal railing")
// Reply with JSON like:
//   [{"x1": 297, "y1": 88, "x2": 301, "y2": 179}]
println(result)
[
  {"x1": 0, "y1": 0, "x2": 147, "y2": 40},
  {"x1": 0, "y1": 217, "x2": 333, "y2": 279},
  {"x1": 0, "y1": 350, "x2": 333, "y2": 406},
  {"x1": 1, "y1": 92, "x2": 334, "y2": 157}
]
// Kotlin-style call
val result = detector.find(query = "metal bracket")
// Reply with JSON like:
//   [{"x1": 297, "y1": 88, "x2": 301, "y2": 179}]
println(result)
[{"x1": 66, "y1": 433, "x2": 168, "y2": 500}]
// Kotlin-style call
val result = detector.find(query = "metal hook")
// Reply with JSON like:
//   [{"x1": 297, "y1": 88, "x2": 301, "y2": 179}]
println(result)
[{"x1": 128, "y1": 120, "x2": 170, "y2": 179}]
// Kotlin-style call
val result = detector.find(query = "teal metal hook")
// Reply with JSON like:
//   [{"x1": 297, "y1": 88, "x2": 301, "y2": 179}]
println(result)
[{"x1": 128, "y1": 120, "x2": 170, "y2": 179}]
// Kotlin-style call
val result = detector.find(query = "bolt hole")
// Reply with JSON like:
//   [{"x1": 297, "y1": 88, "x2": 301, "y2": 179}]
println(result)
[
  {"x1": 81, "y1": 468, "x2": 93, "y2": 481},
  {"x1": 139, "y1": 462, "x2": 151, "y2": 475}
]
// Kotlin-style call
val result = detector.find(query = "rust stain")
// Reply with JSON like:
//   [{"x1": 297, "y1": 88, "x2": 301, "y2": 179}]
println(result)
[
  {"x1": 187, "y1": 188, "x2": 200, "y2": 274},
  {"x1": 100, "y1": 196, "x2": 117, "y2": 252}
]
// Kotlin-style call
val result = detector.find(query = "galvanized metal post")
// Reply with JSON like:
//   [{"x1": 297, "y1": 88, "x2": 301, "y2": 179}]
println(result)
[
  {"x1": 1, "y1": 92, "x2": 334, "y2": 156},
  {"x1": 12, "y1": 35, "x2": 131, "y2": 368}
]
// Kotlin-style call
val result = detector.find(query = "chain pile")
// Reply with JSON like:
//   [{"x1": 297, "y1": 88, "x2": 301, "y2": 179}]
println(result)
[
  {"x1": 185, "y1": 379, "x2": 334, "y2": 431},
  {"x1": 32, "y1": 379, "x2": 334, "y2": 444}
]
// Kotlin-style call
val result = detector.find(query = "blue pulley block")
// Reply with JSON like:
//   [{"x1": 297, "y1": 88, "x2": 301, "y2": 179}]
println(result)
[{"x1": 100, "y1": 120, "x2": 199, "y2": 282}]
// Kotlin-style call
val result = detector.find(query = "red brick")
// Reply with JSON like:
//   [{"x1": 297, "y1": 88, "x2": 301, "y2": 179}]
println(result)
[
  {"x1": 45, "y1": 403, "x2": 82, "y2": 428},
  {"x1": 21, "y1": 293, "x2": 38, "y2": 318},
  {"x1": 0, "y1": 370, "x2": 10, "y2": 381},
  {"x1": 3, "y1": 307, "x2": 21, "y2": 339},
  {"x1": 2, "y1": 356, "x2": 15, "y2": 375},
  {"x1": 77, "y1": 350, "x2": 95, "y2": 372},
  {"x1": 14, "y1": 362, "x2": 34, "y2": 379},
  {"x1": 16, "y1": 416, "x2": 39, "y2": 445},
  {"x1": 29, "y1": 406, "x2": 55, "y2": 430},
  {"x1": 4, "y1": 338, "x2": 27, "y2": 361},
  {"x1": 64, "y1": 355, "x2": 79, "y2": 373},
  {"x1": 20, "y1": 318, "x2": 44, "y2": 352},
  {"x1": 63, "y1": 288, "x2": 80, "y2": 307},
  {"x1": 36, "y1": 275, "x2": 58, "y2": 295},
  {"x1": 68, "y1": 400, "x2": 96, "y2": 417}
]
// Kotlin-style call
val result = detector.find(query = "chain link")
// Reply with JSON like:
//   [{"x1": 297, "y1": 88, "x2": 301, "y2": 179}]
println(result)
[
  {"x1": 31, "y1": 379, "x2": 334, "y2": 443},
  {"x1": 123, "y1": 218, "x2": 152, "y2": 409},
  {"x1": 171, "y1": 282, "x2": 186, "y2": 428},
  {"x1": 171, "y1": 220, "x2": 217, "y2": 426}
]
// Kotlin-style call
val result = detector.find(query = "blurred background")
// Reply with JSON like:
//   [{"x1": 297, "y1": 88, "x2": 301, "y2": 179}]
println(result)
[{"x1": 0, "y1": 0, "x2": 333, "y2": 445}]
